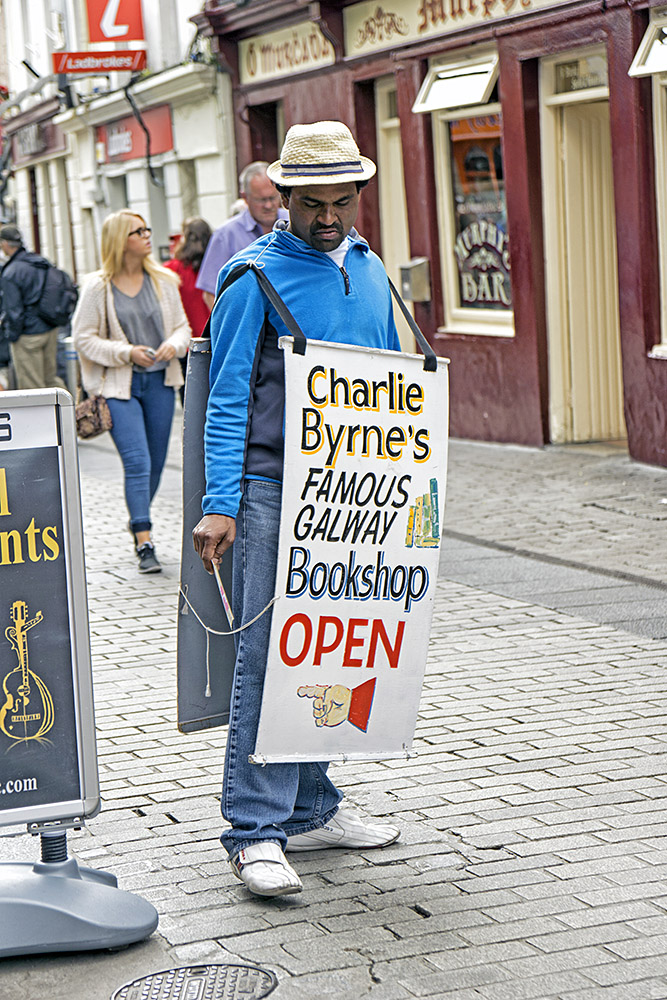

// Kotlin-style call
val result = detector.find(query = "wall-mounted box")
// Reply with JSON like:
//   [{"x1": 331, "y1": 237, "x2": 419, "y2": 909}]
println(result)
[{"x1": 400, "y1": 257, "x2": 431, "y2": 302}]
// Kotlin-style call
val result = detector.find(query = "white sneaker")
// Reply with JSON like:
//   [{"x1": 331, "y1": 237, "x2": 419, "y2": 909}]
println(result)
[
  {"x1": 230, "y1": 842, "x2": 302, "y2": 897},
  {"x1": 285, "y1": 806, "x2": 400, "y2": 853}
]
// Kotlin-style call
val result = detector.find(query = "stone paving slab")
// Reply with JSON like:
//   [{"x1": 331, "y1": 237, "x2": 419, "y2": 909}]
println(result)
[
  {"x1": 443, "y1": 439, "x2": 667, "y2": 585},
  {"x1": 2, "y1": 434, "x2": 667, "y2": 998}
]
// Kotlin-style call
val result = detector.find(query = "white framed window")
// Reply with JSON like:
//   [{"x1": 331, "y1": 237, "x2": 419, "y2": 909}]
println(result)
[
  {"x1": 419, "y1": 51, "x2": 512, "y2": 336},
  {"x1": 629, "y1": 15, "x2": 667, "y2": 77},
  {"x1": 412, "y1": 54, "x2": 499, "y2": 114},
  {"x1": 630, "y1": 12, "x2": 667, "y2": 355}
]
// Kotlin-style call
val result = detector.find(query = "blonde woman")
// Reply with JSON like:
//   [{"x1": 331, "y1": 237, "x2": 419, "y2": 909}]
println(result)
[{"x1": 73, "y1": 210, "x2": 191, "y2": 573}]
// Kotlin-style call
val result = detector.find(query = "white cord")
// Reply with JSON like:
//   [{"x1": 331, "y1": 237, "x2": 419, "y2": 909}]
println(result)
[
  {"x1": 178, "y1": 585, "x2": 282, "y2": 637},
  {"x1": 179, "y1": 585, "x2": 283, "y2": 701}
]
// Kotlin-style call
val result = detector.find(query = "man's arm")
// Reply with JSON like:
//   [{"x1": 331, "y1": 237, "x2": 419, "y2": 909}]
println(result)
[
  {"x1": 200, "y1": 269, "x2": 268, "y2": 517},
  {"x1": 192, "y1": 265, "x2": 269, "y2": 575}
]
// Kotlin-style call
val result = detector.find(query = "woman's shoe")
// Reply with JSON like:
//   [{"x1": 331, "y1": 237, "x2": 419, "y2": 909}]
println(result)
[{"x1": 137, "y1": 542, "x2": 161, "y2": 574}]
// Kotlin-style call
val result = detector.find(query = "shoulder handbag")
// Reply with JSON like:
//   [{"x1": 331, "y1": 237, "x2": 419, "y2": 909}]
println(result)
[
  {"x1": 76, "y1": 392, "x2": 112, "y2": 439},
  {"x1": 75, "y1": 285, "x2": 113, "y2": 440}
]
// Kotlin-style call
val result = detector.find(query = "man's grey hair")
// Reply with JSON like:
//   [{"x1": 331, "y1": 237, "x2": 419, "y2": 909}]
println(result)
[{"x1": 239, "y1": 161, "x2": 270, "y2": 195}]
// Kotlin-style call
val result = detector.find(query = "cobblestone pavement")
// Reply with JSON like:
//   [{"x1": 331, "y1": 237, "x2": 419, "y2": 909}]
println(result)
[
  {"x1": 2, "y1": 434, "x2": 667, "y2": 999},
  {"x1": 445, "y1": 439, "x2": 667, "y2": 585}
]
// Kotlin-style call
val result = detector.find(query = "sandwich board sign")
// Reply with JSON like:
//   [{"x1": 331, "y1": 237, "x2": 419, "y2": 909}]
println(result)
[
  {"x1": 252, "y1": 339, "x2": 449, "y2": 763},
  {"x1": 0, "y1": 390, "x2": 99, "y2": 829}
]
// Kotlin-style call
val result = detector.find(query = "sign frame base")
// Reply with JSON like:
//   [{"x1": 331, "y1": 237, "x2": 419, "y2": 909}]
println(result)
[
  {"x1": 0, "y1": 856, "x2": 158, "y2": 957},
  {"x1": 249, "y1": 748, "x2": 417, "y2": 765}
]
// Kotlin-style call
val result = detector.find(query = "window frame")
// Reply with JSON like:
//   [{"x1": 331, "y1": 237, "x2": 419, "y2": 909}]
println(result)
[
  {"x1": 629, "y1": 14, "x2": 667, "y2": 79},
  {"x1": 628, "y1": 12, "x2": 667, "y2": 355},
  {"x1": 412, "y1": 54, "x2": 499, "y2": 115}
]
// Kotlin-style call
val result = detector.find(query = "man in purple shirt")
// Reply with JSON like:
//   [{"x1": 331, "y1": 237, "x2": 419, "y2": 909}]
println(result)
[{"x1": 196, "y1": 161, "x2": 288, "y2": 309}]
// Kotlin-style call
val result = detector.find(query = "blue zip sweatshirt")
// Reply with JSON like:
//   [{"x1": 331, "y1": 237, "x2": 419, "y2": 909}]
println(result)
[{"x1": 202, "y1": 224, "x2": 401, "y2": 519}]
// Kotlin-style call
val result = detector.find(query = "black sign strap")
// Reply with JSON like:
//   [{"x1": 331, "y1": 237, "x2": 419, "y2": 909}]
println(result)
[
  {"x1": 200, "y1": 261, "x2": 437, "y2": 370},
  {"x1": 387, "y1": 277, "x2": 438, "y2": 372},
  {"x1": 200, "y1": 261, "x2": 307, "y2": 354}
]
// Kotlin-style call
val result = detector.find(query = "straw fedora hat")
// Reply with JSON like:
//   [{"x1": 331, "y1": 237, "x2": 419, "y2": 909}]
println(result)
[{"x1": 266, "y1": 121, "x2": 376, "y2": 186}]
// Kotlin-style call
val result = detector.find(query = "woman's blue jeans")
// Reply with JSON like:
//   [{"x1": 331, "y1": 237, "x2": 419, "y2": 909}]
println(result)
[
  {"x1": 106, "y1": 371, "x2": 175, "y2": 534},
  {"x1": 222, "y1": 479, "x2": 342, "y2": 858}
]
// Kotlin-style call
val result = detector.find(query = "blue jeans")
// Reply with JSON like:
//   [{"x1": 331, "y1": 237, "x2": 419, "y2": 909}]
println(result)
[
  {"x1": 106, "y1": 371, "x2": 175, "y2": 534},
  {"x1": 222, "y1": 479, "x2": 342, "y2": 858}
]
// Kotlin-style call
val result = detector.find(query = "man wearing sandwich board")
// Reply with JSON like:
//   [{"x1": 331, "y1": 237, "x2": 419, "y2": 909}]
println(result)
[{"x1": 193, "y1": 121, "x2": 406, "y2": 897}]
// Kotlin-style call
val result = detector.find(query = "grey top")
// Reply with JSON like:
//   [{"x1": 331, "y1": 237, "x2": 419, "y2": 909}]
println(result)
[{"x1": 112, "y1": 274, "x2": 167, "y2": 373}]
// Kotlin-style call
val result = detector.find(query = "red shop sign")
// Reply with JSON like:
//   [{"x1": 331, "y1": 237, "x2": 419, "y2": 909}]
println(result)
[
  {"x1": 52, "y1": 50, "x2": 147, "y2": 74},
  {"x1": 86, "y1": 0, "x2": 145, "y2": 43},
  {"x1": 95, "y1": 104, "x2": 173, "y2": 163}
]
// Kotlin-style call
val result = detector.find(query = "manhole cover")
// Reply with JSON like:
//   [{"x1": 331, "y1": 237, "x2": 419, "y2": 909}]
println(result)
[{"x1": 111, "y1": 964, "x2": 278, "y2": 1000}]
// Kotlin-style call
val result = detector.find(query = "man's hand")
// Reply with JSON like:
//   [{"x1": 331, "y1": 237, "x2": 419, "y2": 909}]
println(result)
[
  {"x1": 297, "y1": 684, "x2": 352, "y2": 728},
  {"x1": 192, "y1": 514, "x2": 236, "y2": 574}
]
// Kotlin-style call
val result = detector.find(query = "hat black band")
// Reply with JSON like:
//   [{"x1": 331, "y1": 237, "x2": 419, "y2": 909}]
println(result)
[{"x1": 280, "y1": 160, "x2": 364, "y2": 177}]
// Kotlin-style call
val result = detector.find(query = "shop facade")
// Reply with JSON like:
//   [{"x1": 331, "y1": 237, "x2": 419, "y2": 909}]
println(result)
[
  {"x1": 2, "y1": 96, "x2": 76, "y2": 276},
  {"x1": 201, "y1": 0, "x2": 667, "y2": 467},
  {"x1": 56, "y1": 61, "x2": 236, "y2": 278}
]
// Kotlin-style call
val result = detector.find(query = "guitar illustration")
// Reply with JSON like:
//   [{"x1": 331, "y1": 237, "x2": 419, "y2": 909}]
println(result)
[{"x1": 0, "y1": 600, "x2": 54, "y2": 744}]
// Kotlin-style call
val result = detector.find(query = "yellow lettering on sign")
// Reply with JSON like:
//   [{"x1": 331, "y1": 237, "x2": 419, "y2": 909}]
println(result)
[{"x1": 0, "y1": 469, "x2": 9, "y2": 516}]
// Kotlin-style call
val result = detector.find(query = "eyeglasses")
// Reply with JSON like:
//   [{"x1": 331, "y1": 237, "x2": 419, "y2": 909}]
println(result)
[{"x1": 128, "y1": 226, "x2": 152, "y2": 238}]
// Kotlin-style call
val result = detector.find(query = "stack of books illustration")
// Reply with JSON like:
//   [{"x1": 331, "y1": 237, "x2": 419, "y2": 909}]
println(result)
[{"x1": 405, "y1": 479, "x2": 440, "y2": 548}]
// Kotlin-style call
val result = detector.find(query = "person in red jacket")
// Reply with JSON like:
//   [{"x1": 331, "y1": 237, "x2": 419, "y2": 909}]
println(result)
[{"x1": 165, "y1": 218, "x2": 212, "y2": 400}]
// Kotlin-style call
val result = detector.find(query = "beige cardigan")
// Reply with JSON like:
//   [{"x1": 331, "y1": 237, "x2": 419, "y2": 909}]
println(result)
[{"x1": 72, "y1": 271, "x2": 191, "y2": 398}]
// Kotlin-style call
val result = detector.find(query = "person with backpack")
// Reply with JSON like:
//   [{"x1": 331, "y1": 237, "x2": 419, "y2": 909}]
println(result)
[
  {"x1": 0, "y1": 224, "x2": 76, "y2": 390},
  {"x1": 72, "y1": 210, "x2": 191, "y2": 574}
]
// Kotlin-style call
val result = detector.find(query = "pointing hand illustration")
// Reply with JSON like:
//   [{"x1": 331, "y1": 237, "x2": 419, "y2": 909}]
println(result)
[
  {"x1": 297, "y1": 678, "x2": 377, "y2": 732},
  {"x1": 297, "y1": 684, "x2": 351, "y2": 727}
]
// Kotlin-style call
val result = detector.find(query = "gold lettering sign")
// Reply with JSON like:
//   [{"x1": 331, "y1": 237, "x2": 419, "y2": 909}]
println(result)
[
  {"x1": 239, "y1": 22, "x2": 335, "y2": 85},
  {"x1": 344, "y1": 0, "x2": 585, "y2": 56}
]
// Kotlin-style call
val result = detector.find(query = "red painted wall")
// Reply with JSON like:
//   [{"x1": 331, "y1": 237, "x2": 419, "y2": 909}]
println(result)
[{"x1": 209, "y1": 0, "x2": 667, "y2": 466}]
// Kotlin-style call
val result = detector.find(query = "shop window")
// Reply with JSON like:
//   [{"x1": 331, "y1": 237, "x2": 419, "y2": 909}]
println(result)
[
  {"x1": 105, "y1": 174, "x2": 128, "y2": 212},
  {"x1": 416, "y1": 49, "x2": 512, "y2": 336},
  {"x1": 630, "y1": 12, "x2": 667, "y2": 354},
  {"x1": 448, "y1": 115, "x2": 511, "y2": 314}
]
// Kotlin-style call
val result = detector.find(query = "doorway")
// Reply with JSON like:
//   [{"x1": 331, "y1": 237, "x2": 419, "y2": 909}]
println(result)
[
  {"x1": 375, "y1": 77, "x2": 415, "y2": 352},
  {"x1": 247, "y1": 102, "x2": 284, "y2": 165},
  {"x1": 541, "y1": 52, "x2": 626, "y2": 442}
]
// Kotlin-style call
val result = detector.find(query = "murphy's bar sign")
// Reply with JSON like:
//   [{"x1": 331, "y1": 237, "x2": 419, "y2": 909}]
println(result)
[
  {"x1": 239, "y1": 21, "x2": 335, "y2": 85},
  {"x1": 253, "y1": 340, "x2": 449, "y2": 763},
  {"x1": 344, "y1": 0, "x2": 583, "y2": 55},
  {"x1": 0, "y1": 393, "x2": 98, "y2": 828}
]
